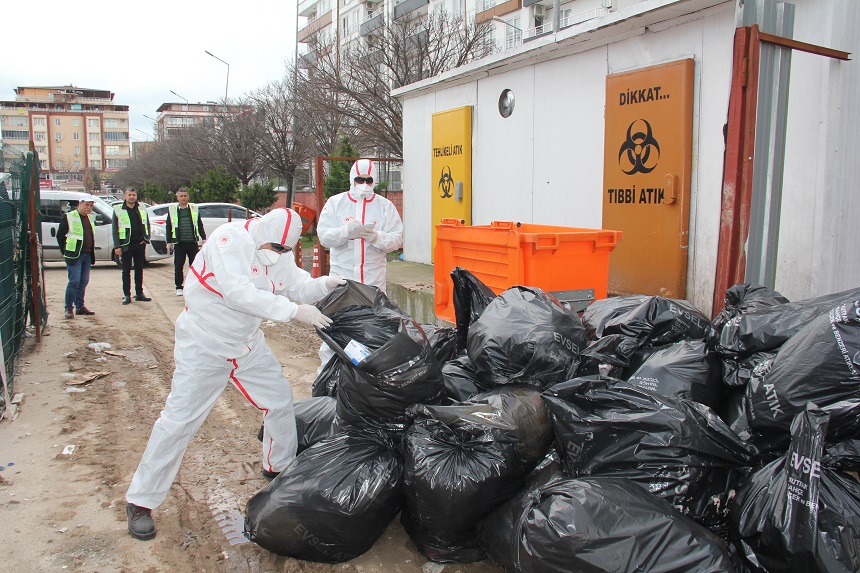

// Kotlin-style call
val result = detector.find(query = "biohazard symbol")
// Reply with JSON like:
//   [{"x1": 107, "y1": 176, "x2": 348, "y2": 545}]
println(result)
[
  {"x1": 618, "y1": 119, "x2": 660, "y2": 175},
  {"x1": 438, "y1": 166, "x2": 454, "y2": 199}
]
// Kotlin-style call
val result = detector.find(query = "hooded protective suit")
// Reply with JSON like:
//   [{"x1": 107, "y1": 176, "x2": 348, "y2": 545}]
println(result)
[
  {"x1": 316, "y1": 159, "x2": 404, "y2": 373},
  {"x1": 127, "y1": 208, "x2": 335, "y2": 510},
  {"x1": 317, "y1": 159, "x2": 403, "y2": 292}
]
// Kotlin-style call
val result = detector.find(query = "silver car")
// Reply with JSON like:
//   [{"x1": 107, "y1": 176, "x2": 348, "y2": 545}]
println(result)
[{"x1": 148, "y1": 202, "x2": 261, "y2": 254}]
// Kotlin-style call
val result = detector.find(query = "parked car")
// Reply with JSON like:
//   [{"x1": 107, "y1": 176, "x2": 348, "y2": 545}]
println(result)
[
  {"x1": 147, "y1": 202, "x2": 261, "y2": 255},
  {"x1": 40, "y1": 190, "x2": 170, "y2": 264}
]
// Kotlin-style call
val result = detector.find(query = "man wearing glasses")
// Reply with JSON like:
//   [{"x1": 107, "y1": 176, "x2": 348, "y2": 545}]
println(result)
[
  {"x1": 125, "y1": 208, "x2": 345, "y2": 541},
  {"x1": 316, "y1": 159, "x2": 404, "y2": 370}
]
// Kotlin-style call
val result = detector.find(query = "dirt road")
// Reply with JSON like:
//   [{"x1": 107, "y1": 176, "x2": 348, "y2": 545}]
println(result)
[{"x1": 0, "y1": 259, "x2": 503, "y2": 573}]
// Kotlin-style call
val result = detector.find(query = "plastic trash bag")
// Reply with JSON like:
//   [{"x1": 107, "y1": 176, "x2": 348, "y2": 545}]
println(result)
[
  {"x1": 244, "y1": 430, "x2": 402, "y2": 563},
  {"x1": 422, "y1": 324, "x2": 459, "y2": 365},
  {"x1": 442, "y1": 352, "x2": 491, "y2": 403},
  {"x1": 730, "y1": 406, "x2": 860, "y2": 573},
  {"x1": 707, "y1": 283, "x2": 790, "y2": 349},
  {"x1": 318, "y1": 316, "x2": 445, "y2": 436},
  {"x1": 582, "y1": 294, "x2": 651, "y2": 341},
  {"x1": 294, "y1": 397, "x2": 339, "y2": 453},
  {"x1": 602, "y1": 296, "x2": 710, "y2": 347},
  {"x1": 402, "y1": 387, "x2": 551, "y2": 562},
  {"x1": 625, "y1": 340, "x2": 723, "y2": 409},
  {"x1": 721, "y1": 351, "x2": 776, "y2": 388},
  {"x1": 822, "y1": 439, "x2": 860, "y2": 473},
  {"x1": 467, "y1": 286, "x2": 587, "y2": 388},
  {"x1": 451, "y1": 267, "x2": 497, "y2": 351},
  {"x1": 311, "y1": 354, "x2": 345, "y2": 398},
  {"x1": 715, "y1": 286, "x2": 860, "y2": 358},
  {"x1": 746, "y1": 299, "x2": 860, "y2": 455},
  {"x1": 544, "y1": 376, "x2": 753, "y2": 530},
  {"x1": 479, "y1": 475, "x2": 736, "y2": 573},
  {"x1": 576, "y1": 334, "x2": 641, "y2": 378}
]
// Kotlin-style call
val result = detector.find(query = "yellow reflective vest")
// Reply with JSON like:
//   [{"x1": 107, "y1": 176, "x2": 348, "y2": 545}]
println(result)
[
  {"x1": 63, "y1": 210, "x2": 96, "y2": 260},
  {"x1": 167, "y1": 204, "x2": 203, "y2": 242},
  {"x1": 113, "y1": 204, "x2": 149, "y2": 246}
]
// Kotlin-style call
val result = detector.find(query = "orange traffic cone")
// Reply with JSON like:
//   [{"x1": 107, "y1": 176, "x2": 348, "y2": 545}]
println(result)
[
  {"x1": 294, "y1": 241, "x2": 303, "y2": 269},
  {"x1": 311, "y1": 243, "x2": 321, "y2": 278}
]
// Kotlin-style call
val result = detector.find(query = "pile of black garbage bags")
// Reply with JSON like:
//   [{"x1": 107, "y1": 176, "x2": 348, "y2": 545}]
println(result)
[{"x1": 244, "y1": 271, "x2": 860, "y2": 573}]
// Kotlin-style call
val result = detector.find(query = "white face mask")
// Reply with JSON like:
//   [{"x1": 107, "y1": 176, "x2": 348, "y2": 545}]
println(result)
[
  {"x1": 355, "y1": 183, "x2": 373, "y2": 197},
  {"x1": 257, "y1": 248, "x2": 281, "y2": 267}
]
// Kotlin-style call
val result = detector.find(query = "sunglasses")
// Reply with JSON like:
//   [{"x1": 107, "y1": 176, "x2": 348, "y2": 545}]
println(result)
[
  {"x1": 354, "y1": 177, "x2": 374, "y2": 184},
  {"x1": 270, "y1": 243, "x2": 292, "y2": 253}
]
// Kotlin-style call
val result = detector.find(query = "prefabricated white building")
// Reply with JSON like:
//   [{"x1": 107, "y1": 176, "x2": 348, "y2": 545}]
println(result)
[{"x1": 393, "y1": 0, "x2": 859, "y2": 316}]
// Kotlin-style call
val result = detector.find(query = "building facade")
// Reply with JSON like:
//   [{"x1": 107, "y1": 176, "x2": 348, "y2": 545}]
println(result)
[
  {"x1": 151, "y1": 102, "x2": 251, "y2": 141},
  {"x1": 0, "y1": 86, "x2": 130, "y2": 186}
]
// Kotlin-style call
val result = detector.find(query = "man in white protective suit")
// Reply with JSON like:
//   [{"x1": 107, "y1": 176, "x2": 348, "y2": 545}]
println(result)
[
  {"x1": 316, "y1": 158, "x2": 404, "y2": 372},
  {"x1": 125, "y1": 207, "x2": 344, "y2": 541}
]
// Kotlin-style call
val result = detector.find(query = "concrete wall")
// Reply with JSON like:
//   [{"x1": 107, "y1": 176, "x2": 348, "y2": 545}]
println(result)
[{"x1": 399, "y1": 0, "x2": 860, "y2": 314}]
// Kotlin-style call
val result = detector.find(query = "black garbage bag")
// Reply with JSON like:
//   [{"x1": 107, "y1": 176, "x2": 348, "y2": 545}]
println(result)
[
  {"x1": 602, "y1": 296, "x2": 710, "y2": 347},
  {"x1": 576, "y1": 334, "x2": 641, "y2": 378},
  {"x1": 822, "y1": 439, "x2": 860, "y2": 472},
  {"x1": 315, "y1": 280, "x2": 407, "y2": 349},
  {"x1": 414, "y1": 385, "x2": 553, "y2": 470},
  {"x1": 746, "y1": 299, "x2": 860, "y2": 455},
  {"x1": 625, "y1": 340, "x2": 723, "y2": 409},
  {"x1": 442, "y1": 352, "x2": 492, "y2": 403},
  {"x1": 544, "y1": 376, "x2": 753, "y2": 530},
  {"x1": 244, "y1": 430, "x2": 403, "y2": 563},
  {"x1": 318, "y1": 316, "x2": 445, "y2": 436},
  {"x1": 715, "y1": 286, "x2": 860, "y2": 358},
  {"x1": 582, "y1": 294, "x2": 651, "y2": 341},
  {"x1": 730, "y1": 406, "x2": 860, "y2": 573},
  {"x1": 467, "y1": 286, "x2": 586, "y2": 388},
  {"x1": 451, "y1": 267, "x2": 497, "y2": 351},
  {"x1": 719, "y1": 386, "x2": 753, "y2": 444},
  {"x1": 721, "y1": 351, "x2": 776, "y2": 388},
  {"x1": 707, "y1": 284, "x2": 790, "y2": 349},
  {"x1": 311, "y1": 354, "x2": 345, "y2": 398},
  {"x1": 401, "y1": 416, "x2": 526, "y2": 562},
  {"x1": 479, "y1": 475, "x2": 736, "y2": 573},
  {"x1": 294, "y1": 397, "x2": 339, "y2": 453},
  {"x1": 422, "y1": 324, "x2": 459, "y2": 365}
]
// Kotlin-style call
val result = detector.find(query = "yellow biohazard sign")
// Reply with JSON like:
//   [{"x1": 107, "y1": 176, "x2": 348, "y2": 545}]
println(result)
[{"x1": 431, "y1": 107, "x2": 472, "y2": 255}]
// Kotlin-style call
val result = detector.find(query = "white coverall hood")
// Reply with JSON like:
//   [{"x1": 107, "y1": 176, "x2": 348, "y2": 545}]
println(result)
[
  {"x1": 249, "y1": 208, "x2": 302, "y2": 250},
  {"x1": 349, "y1": 159, "x2": 378, "y2": 200}
]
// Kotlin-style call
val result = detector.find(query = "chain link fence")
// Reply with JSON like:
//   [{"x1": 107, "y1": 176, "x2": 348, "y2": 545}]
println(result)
[{"x1": 0, "y1": 149, "x2": 46, "y2": 414}]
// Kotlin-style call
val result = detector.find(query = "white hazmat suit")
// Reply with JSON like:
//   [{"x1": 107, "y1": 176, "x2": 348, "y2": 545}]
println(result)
[
  {"x1": 316, "y1": 159, "x2": 404, "y2": 371},
  {"x1": 127, "y1": 208, "x2": 339, "y2": 510}
]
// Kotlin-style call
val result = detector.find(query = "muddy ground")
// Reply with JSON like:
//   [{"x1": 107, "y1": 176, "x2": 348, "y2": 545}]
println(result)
[{"x1": 0, "y1": 259, "x2": 504, "y2": 573}]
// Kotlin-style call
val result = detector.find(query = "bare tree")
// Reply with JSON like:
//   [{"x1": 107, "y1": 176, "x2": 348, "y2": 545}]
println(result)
[
  {"x1": 298, "y1": 12, "x2": 494, "y2": 158},
  {"x1": 209, "y1": 101, "x2": 266, "y2": 186}
]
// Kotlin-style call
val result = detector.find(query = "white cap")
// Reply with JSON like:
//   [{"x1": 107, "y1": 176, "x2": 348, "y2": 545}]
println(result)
[{"x1": 79, "y1": 194, "x2": 97, "y2": 202}]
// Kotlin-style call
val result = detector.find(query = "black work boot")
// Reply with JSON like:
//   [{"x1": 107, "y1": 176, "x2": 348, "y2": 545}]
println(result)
[
  {"x1": 126, "y1": 502, "x2": 156, "y2": 540},
  {"x1": 134, "y1": 293, "x2": 152, "y2": 302}
]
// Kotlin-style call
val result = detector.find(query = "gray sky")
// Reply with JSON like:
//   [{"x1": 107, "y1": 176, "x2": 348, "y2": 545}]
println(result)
[{"x1": 1, "y1": 0, "x2": 298, "y2": 145}]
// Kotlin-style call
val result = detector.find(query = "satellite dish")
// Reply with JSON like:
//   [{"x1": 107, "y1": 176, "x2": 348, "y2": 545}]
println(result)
[{"x1": 498, "y1": 89, "x2": 515, "y2": 118}]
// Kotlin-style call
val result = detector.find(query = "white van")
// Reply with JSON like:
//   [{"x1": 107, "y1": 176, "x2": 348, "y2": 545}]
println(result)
[{"x1": 40, "y1": 190, "x2": 170, "y2": 264}]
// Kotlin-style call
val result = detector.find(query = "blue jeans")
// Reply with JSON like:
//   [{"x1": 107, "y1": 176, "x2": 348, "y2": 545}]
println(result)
[{"x1": 65, "y1": 256, "x2": 92, "y2": 310}]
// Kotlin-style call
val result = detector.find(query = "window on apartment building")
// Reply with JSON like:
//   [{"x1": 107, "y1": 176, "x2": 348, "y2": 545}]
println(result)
[
  {"x1": 73, "y1": 132, "x2": 80, "y2": 140},
  {"x1": 559, "y1": 7, "x2": 571, "y2": 26},
  {"x1": 90, "y1": 160, "x2": 101, "y2": 169},
  {"x1": 35, "y1": 132, "x2": 46, "y2": 141},
  {"x1": 57, "y1": 160, "x2": 64, "y2": 168},
  {"x1": 74, "y1": 161, "x2": 81, "y2": 168},
  {"x1": 54, "y1": 118, "x2": 61, "y2": 126},
  {"x1": 36, "y1": 146, "x2": 47, "y2": 154},
  {"x1": 88, "y1": 118, "x2": 99, "y2": 127},
  {"x1": 34, "y1": 117, "x2": 46, "y2": 126},
  {"x1": 73, "y1": 119, "x2": 79, "y2": 126},
  {"x1": 74, "y1": 147, "x2": 81, "y2": 156},
  {"x1": 106, "y1": 159, "x2": 128, "y2": 169},
  {"x1": 56, "y1": 146, "x2": 62, "y2": 154},
  {"x1": 40, "y1": 160, "x2": 48, "y2": 169},
  {"x1": 89, "y1": 146, "x2": 100, "y2": 155},
  {"x1": 105, "y1": 145, "x2": 120, "y2": 156},
  {"x1": 104, "y1": 118, "x2": 124, "y2": 128},
  {"x1": 1, "y1": 130, "x2": 29, "y2": 140},
  {"x1": 504, "y1": 16, "x2": 522, "y2": 49},
  {"x1": 89, "y1": 133, "x2": 100, "y2": 141},
  {"x1": 55, "y1": 133, "x2": 62, "y2": 142},
  {"x1": 1, "y1": 116, "x2": 28, "y2": 127},
  {"x1": 104, "y1": 132, "x2": 128, "y2": 141}
]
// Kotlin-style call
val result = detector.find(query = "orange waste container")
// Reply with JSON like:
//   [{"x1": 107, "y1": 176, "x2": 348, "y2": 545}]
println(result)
[
  {"x1": 292, "y1": 202, "x2": 317, "y2": 235},
  {"x1": 434, "y1": 220, "x2": 622, "y2": 323}
]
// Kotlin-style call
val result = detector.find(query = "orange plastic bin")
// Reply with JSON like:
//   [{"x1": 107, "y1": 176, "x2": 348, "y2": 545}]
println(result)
[{"x1": 434, "y1": 220, "x2": 622, "y2": 323}]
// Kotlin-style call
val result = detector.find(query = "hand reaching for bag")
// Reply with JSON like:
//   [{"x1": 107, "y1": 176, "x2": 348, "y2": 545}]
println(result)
[{"x1": 293, "y1": 304, "x2": 332, "y2": 329}]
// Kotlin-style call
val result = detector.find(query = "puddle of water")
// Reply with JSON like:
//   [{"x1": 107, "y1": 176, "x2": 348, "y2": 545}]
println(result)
[{"x1": 208, "y1": 482, "x2": 249, "y2": 546}]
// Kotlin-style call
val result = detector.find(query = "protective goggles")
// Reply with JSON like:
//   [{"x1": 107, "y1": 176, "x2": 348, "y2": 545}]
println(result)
[
  {"x1": 270, "y1": 243, "x2": 292, "y2": 253},
  {"x1": 354, "y1": 176, "x2": 374, "y2": 184}
]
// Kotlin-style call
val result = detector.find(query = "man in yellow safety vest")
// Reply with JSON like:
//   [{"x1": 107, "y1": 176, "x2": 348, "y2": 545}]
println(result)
[
  {"x1": 57, "y1": 194, "x2": 97, "y2": 319},
  {"x1": 165, "y1": 188, "x2": 206, "y2": 296},
  {"x1": 112, "y1": 187, "x2": 151, "y2": 305}
]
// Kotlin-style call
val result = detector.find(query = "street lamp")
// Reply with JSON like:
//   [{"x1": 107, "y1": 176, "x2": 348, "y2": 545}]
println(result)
[
  {"x1": 170, "y1": 90, "x2": 189, "y2": 110},
  {"x1": 204, "y1": 50, "x2": 230, "y2": 105},
  {"x1": 135, "y1": 128, "x2": 151, "y2": 140},
  {"x1": 491, "y1": 16, "x2": 522, "y2": 31},
  {"x1": 142, "y1": 114, "x2": 158, "y2": 122}
]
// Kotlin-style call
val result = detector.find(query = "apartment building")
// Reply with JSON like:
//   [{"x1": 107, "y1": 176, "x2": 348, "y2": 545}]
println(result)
[
  {"x1": 0, "y1": 86, "x2": 130, "y2": 185},
  {"x1": 152, "y1": 102, "x2": 250, "y2": 141},
  {"x1": 296, "y1": 0, "x2": 623, "y2": 64}
]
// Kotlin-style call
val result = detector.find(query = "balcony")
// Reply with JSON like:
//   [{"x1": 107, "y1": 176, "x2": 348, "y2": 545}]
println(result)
[
  {"x1": 393, "y1": 0, "x2": 429, "y2": 20},
  {"x1": 476, "y1": 0, "x2": 522, "y2": 24},
  {"x1": 525, "y1": 21, "x2": 553, "y2": 41},
  {"x1": 560, "y1": 6, "x2": 609, "y2": 29},
  {"x1": 298, "y1": 10, "x2": 333, "y2": 43},
  {"x1": 360, "y1": 11, "x2": 384, "y2": 36},
  {"x1": 298, "y1": 0, "x2": 319, "y2": 17},
  {"x1": 298, "y1": 49, "x2": 318, "y2": 69}
]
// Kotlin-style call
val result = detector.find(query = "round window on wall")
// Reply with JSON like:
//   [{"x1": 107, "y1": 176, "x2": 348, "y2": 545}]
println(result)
[{"x1": 498, "y1": 89, "x2": 515, "y2": 118}]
